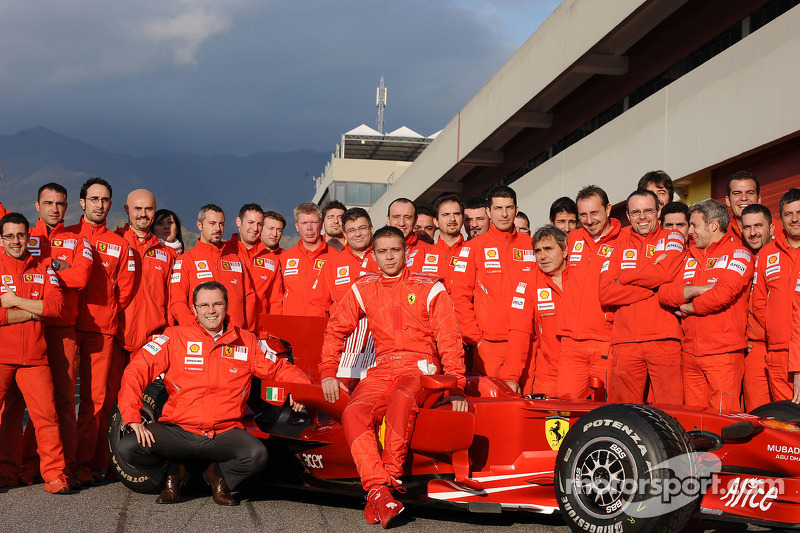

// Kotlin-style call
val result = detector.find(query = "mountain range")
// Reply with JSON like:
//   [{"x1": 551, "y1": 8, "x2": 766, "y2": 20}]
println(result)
[{"x1": 0, "y1": 127, "x2": 328, "y2": 235}]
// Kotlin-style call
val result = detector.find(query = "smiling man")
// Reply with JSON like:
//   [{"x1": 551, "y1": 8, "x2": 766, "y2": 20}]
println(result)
[
  {"x1": 320, "y1": 226, "x2": 466, "y2": 527},
  {"x1": 170, "y1": 204, "x2": 256, "y2": 331},
  {"x1": 599, "y1": 190, "x2": 686, "y2": 405},
  {"x1": 118, "y1": 281, "x2": 309, "y2": 506}
]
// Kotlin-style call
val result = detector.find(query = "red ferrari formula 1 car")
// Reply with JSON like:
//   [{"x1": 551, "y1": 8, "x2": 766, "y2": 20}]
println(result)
[{"x1": 109, "y1": 316, "x2": 800, "y2": 532}]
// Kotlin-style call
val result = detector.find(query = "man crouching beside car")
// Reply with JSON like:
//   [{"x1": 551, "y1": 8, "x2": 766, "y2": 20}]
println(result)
[
  {"x1": 320, "y1": 226, "x2": 468, "y2": 528},
  {"x1": 116, "y1": 280, "x2": 309, "y2": 505}
]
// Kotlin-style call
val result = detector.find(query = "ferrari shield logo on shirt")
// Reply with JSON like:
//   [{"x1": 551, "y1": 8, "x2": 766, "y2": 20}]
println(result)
[
  {"x1": 187, "y1": 342, "x2": 203, "y2": 354},
  {"x1": 450, "y1": 256, "x2": 459, "y2": 267},
  {"x1": 545, "y1": 417, "x2": 569, "y2": 451},
  {"x1": 52, "y1": 239, "x2": 63, "y2": 247},
  {"x1": 315, "y1": 259, "x2": 326, "y2": 270},
  {"x1": 407, "y1": 293, "x2": 416, "y2": 305},
  {"x1": 512, "y1": 249, "x2": 535, "y2": 262},
  {"x1": 706, "y1": 258, "x2": 717, "y2": 269},
  {"x1": 97, "y1": 241, "x2": 121, "y2": 258},
  {"x1": 646, "y1": 245, "x2": 656, "y2": 258},
  {"x1": 598, "y1": 245, "x2": 612, "y2": 257},
  {"x1": 221, "y1": 261, "x2": 230, "y2": 270},
  {"x1": 147, "y1": 249, "x2": 155, "y2": 257},
  {"x1": 484, "y1": 248, "x2": 499, "y2": 260}
]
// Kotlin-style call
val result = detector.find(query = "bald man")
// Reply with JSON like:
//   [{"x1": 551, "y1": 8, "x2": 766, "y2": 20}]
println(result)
[{"x1": 89, "y1": 189, "x2": 175, "y2": 478}]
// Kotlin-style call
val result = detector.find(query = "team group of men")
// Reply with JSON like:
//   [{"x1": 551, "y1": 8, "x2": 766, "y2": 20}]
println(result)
[{"x1": 1, "y1": 169, "x2": 800, "y2": 527}]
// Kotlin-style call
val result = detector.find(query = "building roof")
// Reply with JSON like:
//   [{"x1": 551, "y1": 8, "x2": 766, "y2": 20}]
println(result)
[{"x1": 338, "y1": 124, "x2": 434, "y2": 162}]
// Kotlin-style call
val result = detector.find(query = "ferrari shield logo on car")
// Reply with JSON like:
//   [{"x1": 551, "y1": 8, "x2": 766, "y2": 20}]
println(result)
[
  {"x1": 407, "y1": 293, "x2": 416, "y2": 305},
  {"x1": 545, "y1": 417, "x2": 569, "y2": 451}
]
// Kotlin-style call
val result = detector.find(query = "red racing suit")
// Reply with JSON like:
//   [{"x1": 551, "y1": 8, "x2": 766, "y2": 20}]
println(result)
[
  {"x1": 555, "y1": 220, "x2": 622, "y2": 398},
  {"x1": 752, "y1": 238, "x2": 800, "y2": 400},
  {"x1": 0, "y1": 220, "x2": 93, "y2": 479},
  {"x1": 279, "y1": 240, "x2": 338, "y2": 316},
  {"x1": 169, "y1": 240, "x2": 256, "y2": 331},
  {"x1": 659, "y1": 236, "x2": 754, "y2": 411},
  {"x1": 119, "y1": 321, "x2": 309, "y2": 436},
  {"x1": 449, "y1": 225, "x2": 535, "y2": 381},
  {"x1": 508, "y1": 267, "x2": 563, "y2": 397},
  {"x1": 319, "y1": 269, "x2": 465, "y2": 490},
  {"x1": 598, "y1": 226, "x2": 685, "y2": 404},
  {"x1": 0, "y1": 250, "x2": 66, "y2": 483},
  {"x1": 222, "y1": 234, "x2": 283, "y2": 318}
]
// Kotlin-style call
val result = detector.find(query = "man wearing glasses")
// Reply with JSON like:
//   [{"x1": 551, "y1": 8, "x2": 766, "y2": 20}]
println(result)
[
  {"x1": 0, "y1": 212, "x2": 70, "y2": 494},
  {"x1": 117, "y1": 281, "x2": 309, "y2": 505},
  {"x1": 67, "y1": 177, "x2": 136, "y2": 486},
  {"x1": 599, "y1": 190, "x2": 686, "y2": 405}
]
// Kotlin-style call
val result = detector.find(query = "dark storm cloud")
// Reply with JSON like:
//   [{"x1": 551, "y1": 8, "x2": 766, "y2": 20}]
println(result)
[{"x1": 0, "y1": 1, "x2": 551, "y2": 156}]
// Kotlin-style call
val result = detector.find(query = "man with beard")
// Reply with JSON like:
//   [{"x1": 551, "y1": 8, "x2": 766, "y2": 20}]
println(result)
[
  {"x1": 741, "y1": 204, "x2": 775, "y2": 410},
  {"x1": 68, "y1": 177, "x2": 137, "y2": 485},
  {"x1": 170, "y1": 204, "x2": 256, "y2": 331},
  {"x1": 279, "y1": 202, "x2": 338, "y2": 316},
  {"x1": 223, "y1": 204, "x2": 283, "y2": 318},
  {"x1": 660, "y1": 202, "x2": 690, "y2": 240},
  {"x1": 323, "y1": 200, "x2": 346, "y2": 252},
  {"x1": 599, "y1": 190, "x2": 685, "y2": 405},
  {"x1": 431, "y1": 194, "x2": 465, "y2": 292},
  {"x1": 463, "y1": 196, "x2": 490, "y2": 240}
]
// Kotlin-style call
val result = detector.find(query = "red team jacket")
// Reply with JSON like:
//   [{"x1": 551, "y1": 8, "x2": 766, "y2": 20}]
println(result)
[
  {"x1": 116, "y1": 226, "x2": 174, "y2": 351},
  {"x1": 279, "y1": 240, "x2": 338, "y2": 316},
  {"x1": 118, "y1": 321, "x2": 309, "y2": 437},
  {"x1": 0, "y1": 251, "x2": 63, "y2": 365},
  {"x1": 450, "y1": 225, "x2": 536, "y2": 346},
  {"x1": 169, "y1": 240, "x2": 256, "y2": 331},
  {"x1": 557, "y1": 220, "x2": 622, "y2": 342},
  {"x1": 222, "y1": 234, "x2": 283, "y2": 316},
  {"x1": 318, "y1": 244, "x2": 378, "y2": 307},
  {"x1": 659, "y1": 236, "x2": 754, "y2": 356},
  {"x1": 68, "y1": 218, "x2": 136, "y2": 335},
  {"x1": 28, "y1": 219, "x2": 93, "y2": 328},
  {"x1": 598, "y1": 226, "x2": 685, "y2": 343},
  {"x1": 751, "y1": 238, "x2": 800, "y2": 352},
  {"x1": 431, "y1": 235, "x2": 465, "y2": 291},
  {"x1": 319, "y1": 269, "x2": 465, "y2": 389}
]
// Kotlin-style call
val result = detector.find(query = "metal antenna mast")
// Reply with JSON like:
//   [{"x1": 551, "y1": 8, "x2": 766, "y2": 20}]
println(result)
[{"x1": 376, "y1": 74, "x2": 387, "y2": 135}]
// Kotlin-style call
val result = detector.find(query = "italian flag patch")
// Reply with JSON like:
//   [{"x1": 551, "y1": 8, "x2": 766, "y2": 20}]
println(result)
[{"x1": 264, "y1": 387, "x2": 285, "y2": 403}]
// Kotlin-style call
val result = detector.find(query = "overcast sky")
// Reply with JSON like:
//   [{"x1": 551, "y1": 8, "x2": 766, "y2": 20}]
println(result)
[{"x1": 0, "y1": 0, "x2": 558, "y2": 156}]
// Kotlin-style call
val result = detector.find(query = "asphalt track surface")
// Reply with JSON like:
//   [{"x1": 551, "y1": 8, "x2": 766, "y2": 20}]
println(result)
[{"x1": 0, "y1": 476, "x2": 773, "y2": 533}]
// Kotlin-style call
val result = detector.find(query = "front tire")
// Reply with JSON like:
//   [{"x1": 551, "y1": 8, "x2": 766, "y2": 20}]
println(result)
[
  {"x1": 750, "y1": 400, "x2": 800, "y2": 423},
  {"x1": 107, "y1": 379, "x2": 169, "y2": 494},
  {"x1": 555, "y1": 404, "x2": 697, "y2": 533}
]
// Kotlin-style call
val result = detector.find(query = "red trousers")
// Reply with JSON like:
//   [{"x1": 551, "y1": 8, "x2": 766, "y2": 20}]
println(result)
[
  {"x1": 767, "y1": 349, "x2": 793, "y2": 402},
  {"x1": 0, "y1": 364, "x2": 65, "y2": 483},
  {"x1": 683, "y1": 350, "x2": 744, "y2": 412},
  {"x1": 556, "y1": 338, "x2": 612, "y2": 400},
  {"x1": 531, "y1": 342, "x2": 558, "y2": 397},
  {"x1": 609, "y1": 340, "x2": 682, "y2": 405},
  {"x1": 473, "y1": 340, "x2": 507, "y2": 379},
  {"x1": 342, "y1": 358, "x2": 426, "y2": 491},
  {"x1": 743, "y1": 342, "x2": 771, "y2": 411},
  {"x1": 0, "y1": 326, "x2": 78, "y2": 479},
  {"x1": 90, "y1": 341, "x2": 130, "y2": 472},
  {"x1": 75, "y1": 331, "x2": 114, "y2": 478}
]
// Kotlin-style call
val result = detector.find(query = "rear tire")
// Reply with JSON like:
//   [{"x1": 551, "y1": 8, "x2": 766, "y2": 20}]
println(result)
[
  {"x1": 107, "y1": 379, "x2": 169, "y2": 494},
  {"x1": 750, "y1": 400, "x2": 800, "y2": 423},
  {"x1": 555, "y1": 404, "x2": 697, "y2": 533}
]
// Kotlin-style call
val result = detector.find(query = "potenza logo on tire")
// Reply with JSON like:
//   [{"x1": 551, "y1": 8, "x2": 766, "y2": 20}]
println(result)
[{"x1": 555, "y1": 404, "x2": 701, "y2": 533}]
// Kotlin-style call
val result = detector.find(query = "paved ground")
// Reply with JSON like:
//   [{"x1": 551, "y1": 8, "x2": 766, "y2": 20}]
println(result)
[{"x1": 0, "y1": 477, "x2": 772, "y2": 533}]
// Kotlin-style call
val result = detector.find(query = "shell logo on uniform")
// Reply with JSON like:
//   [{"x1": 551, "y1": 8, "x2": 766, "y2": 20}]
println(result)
[
  {"x1": 28, "y1": 237, "x2": 39, "y2": 247},
  {"x1": 538, "y1": 288, "x2": 552, "y2": 301},
  {"x1": 196, "y1": 261, "x2": 209, "y2": 271},
  {"x1": 315, "y1": 259, "x2": 326, "y2": 270},
  {"x1": 484, "y1": 248, "x2": 498, "y2": 259},
  {"x1": 425, "y1": 254, "x2": 437, "y2": 263},
  {"x1": 687, "y1": 259, "x2": 697, "y2": 268},
  {"x1": 338, "y1": 267, "x2": 348, "y2": 276},
  {"x1": 573, "y1": 241, "x2": 584, "y2": 252},
  {"x1": 767, "y1": 254, "x2": 779, "y2": 265},
  {"x1": 287, "y1": 258, "x2": 299, "y2": 268},
  {"x1": 407, "y1": 293, "x2": 416, "y2": 305},
  {"x1": 187, "y1": 342, "x2": 202, "y2": 354},
  {"x1": 53, "y1": 239, "x2": 63, "y2": 247},
  {"x1": 1, "y1": 275, "x2": 12, "y2": 284},
  {"x1": 624, "y1": 250, "x2": 636, "y2": 260}
]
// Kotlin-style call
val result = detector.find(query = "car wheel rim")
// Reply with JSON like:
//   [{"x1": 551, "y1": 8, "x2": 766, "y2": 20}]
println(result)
[{"x1": 571, "y1": 437, "x2": 637, "y2": 519}]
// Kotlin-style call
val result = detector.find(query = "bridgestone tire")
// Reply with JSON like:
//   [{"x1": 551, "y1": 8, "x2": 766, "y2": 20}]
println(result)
[
  {"x1": 107, "y1": 379, "x2": 169, "y2": 494},
  {"x1": 750, "y1": 400, "x2": 800, "y2": 423},
  {"x1": 555, "y1": 404, "x2": 697, "y2": 533}
]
